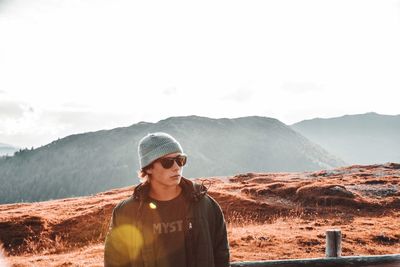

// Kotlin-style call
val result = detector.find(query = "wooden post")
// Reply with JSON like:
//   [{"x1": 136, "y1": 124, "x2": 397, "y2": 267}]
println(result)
[{"x1": 326, "y1": 229, "x2": 342, "y2": 257}]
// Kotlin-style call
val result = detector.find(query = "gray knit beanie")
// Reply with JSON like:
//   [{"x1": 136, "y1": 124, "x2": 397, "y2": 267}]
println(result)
[{"x1": 138, "y1": 132, "x2": 184, "y2": 169}]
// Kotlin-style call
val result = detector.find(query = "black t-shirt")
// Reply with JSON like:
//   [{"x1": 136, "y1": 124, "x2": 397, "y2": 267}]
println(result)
[{"x1": 143, "y1": 193, "x2": 187, "y2": 267}]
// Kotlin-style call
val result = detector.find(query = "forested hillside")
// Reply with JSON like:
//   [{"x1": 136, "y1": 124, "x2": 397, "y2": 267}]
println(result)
[{"x1": 0, "y1": 116, "x2": 344, "y2": 203}]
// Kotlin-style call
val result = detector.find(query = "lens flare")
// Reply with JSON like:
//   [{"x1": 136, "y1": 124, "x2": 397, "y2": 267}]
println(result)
[{"x1": 105, "y1": 225, "x2": 144, "y2": 265}]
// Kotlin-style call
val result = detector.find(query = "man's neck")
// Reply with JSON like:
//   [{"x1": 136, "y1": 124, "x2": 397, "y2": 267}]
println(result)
[{"x1": 149, "y1": 184, "x2": 182, "y2": 201}]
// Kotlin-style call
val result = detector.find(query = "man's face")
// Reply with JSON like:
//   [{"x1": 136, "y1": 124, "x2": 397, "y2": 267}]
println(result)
[{"x1": 147, "y1": 152, "x2": 184, "y2": 188}]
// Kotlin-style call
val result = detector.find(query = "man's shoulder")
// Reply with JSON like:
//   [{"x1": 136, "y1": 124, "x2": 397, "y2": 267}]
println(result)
[
  {"x1": 113, "y1": 195, "x2": 140, "y2": 217},
  {"x1": 196, "y1": 193, "x2": 221, "y2": 212}
]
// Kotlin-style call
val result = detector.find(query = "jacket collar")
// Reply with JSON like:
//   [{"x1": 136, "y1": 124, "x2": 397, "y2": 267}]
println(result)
[{"x1": 132, "y1": 176, "x2": 207, "y2": 202}]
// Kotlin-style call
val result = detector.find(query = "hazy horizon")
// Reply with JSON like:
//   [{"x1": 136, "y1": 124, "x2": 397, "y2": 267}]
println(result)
[{"x1": 1, "y1": 111, "x2": 399, "y2": 149}]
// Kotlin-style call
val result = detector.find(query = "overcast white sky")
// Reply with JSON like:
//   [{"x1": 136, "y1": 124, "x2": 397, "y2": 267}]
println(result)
[{"x1": 1, "y1": 0, "x2": 399, "y2": 148}]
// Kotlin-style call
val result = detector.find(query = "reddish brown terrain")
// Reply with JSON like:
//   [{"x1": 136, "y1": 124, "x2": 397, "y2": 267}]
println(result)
[{"x1": 1, "y1": 163, "x2": 399, "y2": 266}]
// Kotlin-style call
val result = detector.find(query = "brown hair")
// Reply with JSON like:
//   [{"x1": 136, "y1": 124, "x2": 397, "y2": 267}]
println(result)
[{"x1": 137, "y1": 164, "x2": 153, "y2": 182}]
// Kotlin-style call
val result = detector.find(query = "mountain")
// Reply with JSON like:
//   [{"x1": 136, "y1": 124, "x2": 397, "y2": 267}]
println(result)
[
  {"x1": 0, "y1": 143, "x2": 19, "y2": 156},
  {"x1": 291, "y1": 112, "x2": 400, "y2": 164},
  {"x1": 0, "y1": 116, "x2": 345, "y2": 204},
  {"x1": 2, "y1": 164, "x2": 400, "y2": 265}
]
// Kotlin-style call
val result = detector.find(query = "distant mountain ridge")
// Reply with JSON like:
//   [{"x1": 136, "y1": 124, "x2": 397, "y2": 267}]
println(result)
[
  {"x1": 0, "y1": 115, "x2": 344, "y2": 204},
  {"x1": 0, "y1": 143, "x2": 19, "y2": 156},
  {"x1": 291, "y1": 112, "x2": 400, "y2": 164}
]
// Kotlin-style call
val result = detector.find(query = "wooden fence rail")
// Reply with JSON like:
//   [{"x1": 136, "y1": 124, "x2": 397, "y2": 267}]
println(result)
[
  {"x1": 230, "y1": 229, "x2": 400, "y2": 267},
  {"x1": 230, "y1": 254, "x2": 400, "y2": 267}
]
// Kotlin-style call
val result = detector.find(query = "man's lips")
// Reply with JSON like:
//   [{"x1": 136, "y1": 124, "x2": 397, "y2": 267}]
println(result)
[{"x1": 171, "y1": 174, "x2": 181, "y2": 179}]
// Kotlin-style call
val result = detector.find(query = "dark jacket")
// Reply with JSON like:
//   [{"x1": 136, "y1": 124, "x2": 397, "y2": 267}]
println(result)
[{"x1": 104, "y1": 177, "x2": 230, "y2": 267}]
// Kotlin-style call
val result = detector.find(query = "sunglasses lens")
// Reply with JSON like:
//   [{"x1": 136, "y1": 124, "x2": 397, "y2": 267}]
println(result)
[
  {"x1": 160, "y1": 158, "x2": 174, "y2": 169},
  {"x1": 159, "y1": 155, "x2": 187, "y2": 169},
  {"x1": 176, "y1": 156, "x2": 187, "y2": 167}
]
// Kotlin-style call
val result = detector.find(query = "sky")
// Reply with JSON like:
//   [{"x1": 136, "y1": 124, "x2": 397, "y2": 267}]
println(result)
[{"x1": 0, "y1": 0, "x2": 399, "y2": 148}]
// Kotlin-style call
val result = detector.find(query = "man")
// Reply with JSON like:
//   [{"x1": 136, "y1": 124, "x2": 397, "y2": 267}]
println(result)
[{"x1": 104, "y1": 132, "x2": 230, "y2": 267}]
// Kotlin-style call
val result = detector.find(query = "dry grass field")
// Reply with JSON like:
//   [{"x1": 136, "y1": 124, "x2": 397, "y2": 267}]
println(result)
[{"x1": 1, "y1": 163, "x2": 399, "y2": 266}]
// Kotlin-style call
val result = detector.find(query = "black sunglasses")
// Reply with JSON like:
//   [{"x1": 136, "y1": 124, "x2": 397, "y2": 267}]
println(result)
[{"x1": 157, "y1": 155, "x2": 187, "y2": 169}]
